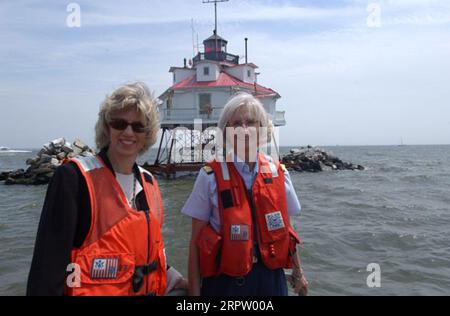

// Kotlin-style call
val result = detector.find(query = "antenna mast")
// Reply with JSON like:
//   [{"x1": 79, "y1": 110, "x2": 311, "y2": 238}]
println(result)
[
  {"x1": 191, "y1": 18, "x2": 196, "y2": 56},
  {"x1": 202, "y1": 0, "x2": 229, "y2": 35}
]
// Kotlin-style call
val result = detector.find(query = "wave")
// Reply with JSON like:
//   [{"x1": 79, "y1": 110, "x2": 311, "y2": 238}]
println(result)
[
  {"x1": 400, "y1": 174, "x2": 434, "y2": 184},
  {"x1": 378, "y1": 166, "x2": 409, "y2": 173}
]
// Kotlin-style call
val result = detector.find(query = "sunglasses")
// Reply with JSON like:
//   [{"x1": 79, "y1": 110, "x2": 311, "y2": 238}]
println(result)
[{"x1": 109, "y1": 119, "x2": 147, "y2": 133}]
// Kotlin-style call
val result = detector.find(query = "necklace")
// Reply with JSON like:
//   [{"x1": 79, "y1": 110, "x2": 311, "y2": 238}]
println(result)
[{"x1": 130, "y1": 175, "x2": 137, "y2": 209}]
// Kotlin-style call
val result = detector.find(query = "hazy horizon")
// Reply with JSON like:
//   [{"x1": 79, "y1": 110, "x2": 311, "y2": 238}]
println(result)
[{"x1": 4, "y1": 142, "x2": 450, "y2": 151}]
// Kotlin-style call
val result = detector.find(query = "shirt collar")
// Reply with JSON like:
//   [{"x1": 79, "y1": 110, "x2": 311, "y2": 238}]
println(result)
[
  {"x1": 232, "y1": 153, "x2": 259, "y2": 175},
  {"x1": 99, "y1": 147, "x2": 142, "y2": 184}
]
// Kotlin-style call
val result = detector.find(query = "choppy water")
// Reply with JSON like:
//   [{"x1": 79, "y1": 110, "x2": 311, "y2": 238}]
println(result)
[{"x1": 1, "y1": 145, "x2": 450, "y2": 296}]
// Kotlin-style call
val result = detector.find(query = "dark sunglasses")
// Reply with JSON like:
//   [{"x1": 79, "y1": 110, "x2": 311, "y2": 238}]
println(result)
[{"x1": 109, "y1": 119, "x2": 147, "y2": 133}]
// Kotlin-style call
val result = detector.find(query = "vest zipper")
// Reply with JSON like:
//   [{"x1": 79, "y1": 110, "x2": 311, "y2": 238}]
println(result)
[
  {"x1": 144, "y1": 209, "x2": 151, "y2": 294},
  {"x1": 247, "y1": 186, "x2": 259, "y2": 262}
]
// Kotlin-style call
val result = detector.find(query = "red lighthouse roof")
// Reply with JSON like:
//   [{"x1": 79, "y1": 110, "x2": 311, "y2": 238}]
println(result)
[{"x1": 170, "y1": 72, "x2": 279, "y2": 98}]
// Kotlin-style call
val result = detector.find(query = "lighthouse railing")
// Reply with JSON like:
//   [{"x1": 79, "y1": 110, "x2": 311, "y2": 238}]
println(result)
[
  {"x1": 159, "y1": 106, "x2": 223, "y2": 122},
  {"x1": 193, "y1": 52, "x2": 239, "y2": 65}
]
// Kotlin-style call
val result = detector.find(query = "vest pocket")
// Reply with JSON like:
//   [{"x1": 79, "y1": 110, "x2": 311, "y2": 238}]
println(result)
[
  {"x1": 196, "y1": 224, "x2": 222, "y2": 277},
  {"x1": 259, "y1": 211, "x2": 289, "y2": 244},
  {"x1": 71, "y1": 253, "x2": 135, "y2": 296}
]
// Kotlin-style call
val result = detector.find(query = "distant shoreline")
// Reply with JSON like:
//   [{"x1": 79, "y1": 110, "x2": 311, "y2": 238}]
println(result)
[{"x1": 8, "y1": 143, "x2": 450, "y2": 152}]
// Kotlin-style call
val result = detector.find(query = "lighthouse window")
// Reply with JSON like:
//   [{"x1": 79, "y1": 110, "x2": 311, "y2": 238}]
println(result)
[
  {"x1": 203, "y1": 66, "x2": 210, "y2": 76},
  {"x1": 199, "y1": 93, "x2": 212, "y2": 115}
]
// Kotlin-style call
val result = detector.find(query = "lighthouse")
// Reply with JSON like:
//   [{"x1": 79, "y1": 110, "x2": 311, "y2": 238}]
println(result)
[{"x1": 146, "y1": 2, "x2": 286, "y2": 177}]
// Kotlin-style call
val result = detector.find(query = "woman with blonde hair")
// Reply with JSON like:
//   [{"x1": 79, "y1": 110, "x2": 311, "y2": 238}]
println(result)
[
  {"x1": 27, "y1": 82, "x2": 186, "y2": 296},
  {"x1": 182, "y1": 92, "x2": 308, "y2": 296}
]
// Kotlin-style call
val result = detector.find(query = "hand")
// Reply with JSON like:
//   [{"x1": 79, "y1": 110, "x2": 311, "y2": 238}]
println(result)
[{"x1": 288, "y1": 272, "x2": 309, "y2": 296}]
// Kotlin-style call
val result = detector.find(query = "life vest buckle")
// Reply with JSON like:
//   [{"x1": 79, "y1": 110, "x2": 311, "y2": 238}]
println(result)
[
  {"x1": 132, "y1": 260, "x2": 159, "y2": 293},
  {"x1": 140, "y1": 260, "x2": 159, "y2": 275}
]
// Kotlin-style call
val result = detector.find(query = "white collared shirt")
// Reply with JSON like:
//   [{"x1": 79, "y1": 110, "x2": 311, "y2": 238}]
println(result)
[
  {"x1": 181, "y1": 156, "x2": 302, "y2": 232},
  {"x1": 115, "y1": 172, "x2": 143, "y2": 208}
]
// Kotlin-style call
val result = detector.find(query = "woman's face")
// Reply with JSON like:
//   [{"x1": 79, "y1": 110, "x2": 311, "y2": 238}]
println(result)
[
  {"x1": 108, "y1": 108, "x2": 146, "y2": 159},
  {"x1": 226, "y1": 105, "x2": 260, "y2": 161}
]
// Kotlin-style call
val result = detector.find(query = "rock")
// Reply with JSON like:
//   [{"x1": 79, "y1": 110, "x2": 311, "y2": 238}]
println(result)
[
  {"x1": 282, "y1": 146, "x2": 365, "y2": 173},
  {"x1": 50, "y1": 158, "x2": 60, "y2": 166},
  {"x1": 67, "y1": 152, "x2": 78, "y2": 158},
  {"x1": 10, "y1": 169, "x2": 25, "y2": 178},
  {"x1": 80, "y1": 151, "x2": 94, "y2": 157},
  {"x1": 320, "y1": 162, "x2": 332, "y2": 171},
  {"x1": 72, "y1": 146, "x2": 83, "y2": 156},
  {"x1": 35, "y1": 167, "x2": 54, "y2": 175},
  {"x1": 51, "y1": 138, "x2": 65, "y2": 149},
  {"x1": 62, "y1": 142, "x2": 73, "y2": 154},
  {"x1": 35, "y1": 173, "x2": 53, "y2": 184},
  {"x1": 4, "y1": 177, "x2": 16, "y2": 185},
  {"x1": 26, "y1": 158, "x2": 38, "y2": 166},
  {"x1": 37, "y1": 148, "x2": 47, "y2": 157},
  {"x1": 0, "y1": 171, "x2": 12, "y2": 181},
  {"x1": 73, "y1": 139, "x2": 88, "y2": 151},
  {"x1": 42, "y1": 143, "x2": 51, "y2": 153},
  {"x1": 38, "y1": 154, "x2": 52, "y2": 164},
  {"x1": 56, "y1": 152, "x2": 67, "y2": 160},
  {"x1": 14, "y1": 177, "x2": 37, "y2": 185},
  {"x1": 3, "y1": 137, "x2": 94, "y2": 185}
]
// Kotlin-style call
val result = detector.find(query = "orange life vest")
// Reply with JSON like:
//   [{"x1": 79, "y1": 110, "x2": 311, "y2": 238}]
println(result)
[
  {"x1": 197, "y1": 153, "x2": 301, "y2": 277},
  {"x1": 64, "y1": 155, "x2": 167, "y2": 296}
]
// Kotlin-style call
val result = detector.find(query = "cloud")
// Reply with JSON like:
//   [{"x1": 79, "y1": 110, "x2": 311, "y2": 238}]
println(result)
[
  {"x1": 76, "y1": 1, "x2": 360, "y2": 26},
  {"x1": 1, "y1": 0, "x2": 450, "y2": 147}
]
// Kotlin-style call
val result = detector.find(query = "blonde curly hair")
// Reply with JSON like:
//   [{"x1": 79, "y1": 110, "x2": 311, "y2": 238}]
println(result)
[{"x1": 95, "y1": 82, "x2": 160, "y2": 155}]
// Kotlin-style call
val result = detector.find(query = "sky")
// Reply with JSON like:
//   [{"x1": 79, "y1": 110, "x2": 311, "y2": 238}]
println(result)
[{"x1": 0, "y1": 0, "x2": 449, "y2": 148}]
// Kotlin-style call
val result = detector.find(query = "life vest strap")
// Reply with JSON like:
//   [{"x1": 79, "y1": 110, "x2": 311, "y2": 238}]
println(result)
[
  {"x1": 137, "y1": 260, "x2": 159, "y2": 275},
  {"x1": 132, "y1": 260, "x2": 159, "y2": 293}
]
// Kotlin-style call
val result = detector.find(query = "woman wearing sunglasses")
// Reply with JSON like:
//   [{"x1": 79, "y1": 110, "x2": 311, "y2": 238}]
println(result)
[{"x1": 27, "y1": 82, "x2": 187, "y2": 296}]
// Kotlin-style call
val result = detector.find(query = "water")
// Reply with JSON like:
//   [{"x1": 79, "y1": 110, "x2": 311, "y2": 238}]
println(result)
[{"x1": 1, "y1": 145, "x2": 450, "y2": 296}]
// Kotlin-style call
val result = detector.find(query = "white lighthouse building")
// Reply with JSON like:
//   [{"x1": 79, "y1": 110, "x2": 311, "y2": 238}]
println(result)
[
  {"x1": 158, "y1": 31, "x2": 286, "y2": 128},
  {"x1": 145, "y1": 3, "x2": 286, "y2": 177},
  {"x1": 148, "y1": 30, "x2": 286, "y2": 176}
]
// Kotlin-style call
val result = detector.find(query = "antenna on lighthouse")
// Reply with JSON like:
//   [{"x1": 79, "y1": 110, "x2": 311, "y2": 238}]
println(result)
[
  {"x1": 202, "y1": 0, "x2": 229, "y2": 36},
  {"x1": 191, "y1": 18, "x2": 196, "y2": 56}
]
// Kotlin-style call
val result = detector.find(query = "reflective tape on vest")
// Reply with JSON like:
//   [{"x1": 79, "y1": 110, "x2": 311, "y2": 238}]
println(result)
[
  {"x1": 73, "y1": 155, "x2": 103, "y2": 172},
  {"x1": 268, "y1": 161, "x2": 278, "y2": 178},
  {"x1": 220, "y1": 162, "x2": 230, "y2": 181},
  {"x1": 138, "y1": 166, "x2": 152, "y2": 178}
]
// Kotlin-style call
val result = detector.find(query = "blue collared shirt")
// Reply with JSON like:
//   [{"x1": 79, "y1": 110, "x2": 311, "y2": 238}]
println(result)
[{"x1": 181, "y1": 156, "x2": 302, "y2": 232}]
